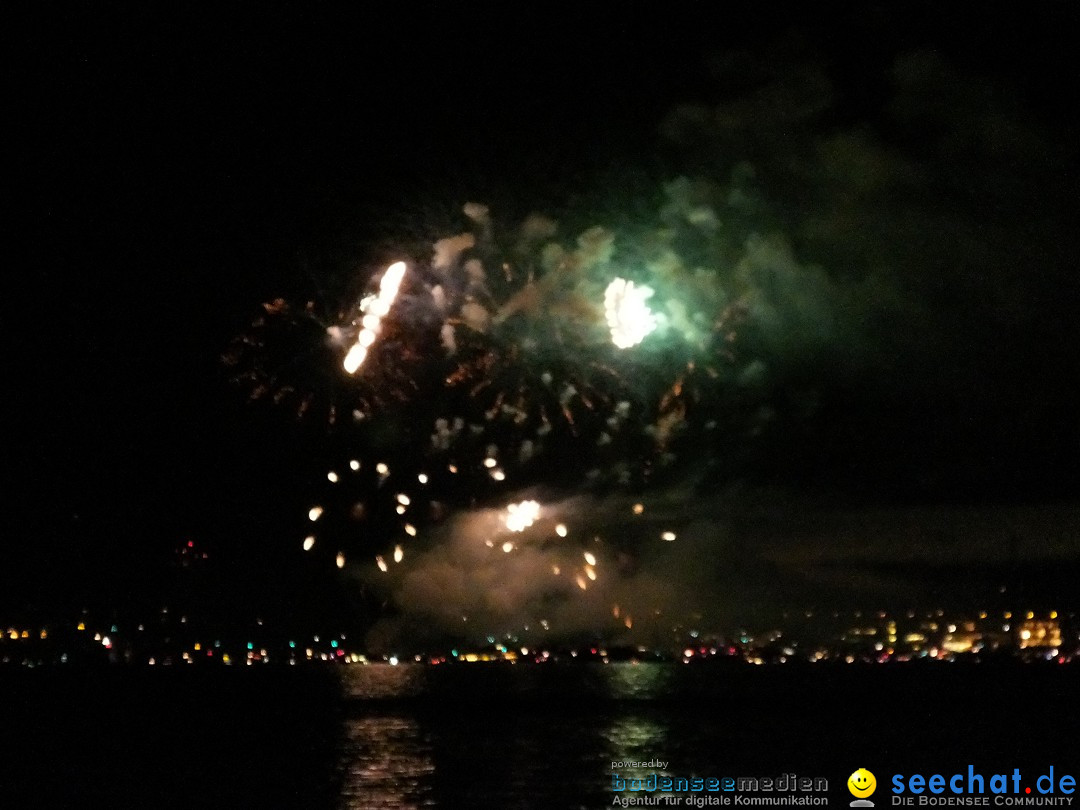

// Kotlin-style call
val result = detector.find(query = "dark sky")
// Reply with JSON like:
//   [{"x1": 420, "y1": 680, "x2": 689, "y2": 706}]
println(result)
[{"x1": 5, "y1": 3, "x2": 1080, "y2": 623}]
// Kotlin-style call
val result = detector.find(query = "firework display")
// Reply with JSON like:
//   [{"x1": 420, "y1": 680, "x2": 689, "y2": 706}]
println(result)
[{"x1": 225, "y1": 187, "x2": 809, "y2": 643}]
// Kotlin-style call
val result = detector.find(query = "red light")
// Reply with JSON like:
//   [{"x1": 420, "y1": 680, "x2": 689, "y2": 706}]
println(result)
[{"x1": 187, "y1": 541, "x2": 194, "y2": 548}]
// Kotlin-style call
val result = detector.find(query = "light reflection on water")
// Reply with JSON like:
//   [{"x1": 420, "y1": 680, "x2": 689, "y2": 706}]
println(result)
[
  {"x1": 334, "y1": 663, "x2": 673, "y2": 809},
  {"x1": 329, "y1": 662, "x2": 1074, "y2": 807},
  {"x1": 603, "y1": 716, "x2": 669, "y2": 780},
  {"x1": 337, "y1": 714, "x2": 435, "y2": 809},
  {"x1": 339, "y1": 662, "x2": 428, "y2": 700}
]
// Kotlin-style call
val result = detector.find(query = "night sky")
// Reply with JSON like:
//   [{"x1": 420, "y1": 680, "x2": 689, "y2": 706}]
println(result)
[{"x1": 5, "y1": 3, "x2": 1080, "y2": 634}]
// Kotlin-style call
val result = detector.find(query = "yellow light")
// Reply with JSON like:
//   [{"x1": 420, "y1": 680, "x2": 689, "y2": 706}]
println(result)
[
  {"x1": 505, "y1": 500, "x2": 541, "y2": 532},
  {"x1": 343, "y1": 262, "x2": 407, "y2": 374},
  {"x1": 343, "y1": 344, "x2": 368, "y2": 374},
  {"x1": 77, "y1": 622, "x2": 85, "y2": 631},
  {"x1": 336, "y1": 552, "x2": 346, "y2": 569},
  {"x1": 502, "y1": 542, "x2": 514, "y2": 553},
  {"x1": 555, "y1": 524, "x2": 567, "y2": 538},
  {"x1": 308, "y1": 506, "x2": 323, "y2": 521},
  {"x1": 632, "y1": 503, "x2": 644, "y2": 515},
  {"x1": 194, "y1": 642, "x2": 202, "y2": 651}
]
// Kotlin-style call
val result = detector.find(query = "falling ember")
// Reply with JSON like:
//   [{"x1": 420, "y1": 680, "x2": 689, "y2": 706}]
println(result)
[
  {"x1": 624, "y1": 617, "x2": 633, "y2": 629},
  {"x1": 335, "y1": 552, "x2": 346, "y2": 569},
  {"x1": 576, "y1": 575, "x2": 588, "y2": 590},
  {"x1": 501, "y1": 541, "x2": 514, "y2": 553},
  {"x1": 661, "y1": 531, "x2": 677, "y2": 542},
  {"x1": 613, "y1": 604, "x2": 620, "y2": 618},
  {"x1": 604, "y1": 278, "x2": 657, "y2": 349},
  {"x1": 342, "y1": 261, "x2": 407, "y2": 374},
  {"x1": 490, "y1": 469, "x2": 506, "y2": 481},
  {"x1": 395, "y1": 505, "x2": 406, "y2": 515},
  {"x1": 555, "y1": 523, "x2": 568, "y2": 538},
  {"x1": 417, "y1": 473, "x2": 428, "y2": 484},
  {"x1": 632, "y1": 503, "x2": 644, "y2": 515},
  {"x1": 404, "y1": 524, "x2": 417, "y2": 537},
  {"x1": 552, "y1": 565, "x2": 561, "y2": 575},
  {"x1": 376, "y1": 555, "x2": 389, "y2": 573},
  {"x1": 585, "y1": 565, "x2": 597, "y2": 581},
  {"x1": 583, "y1": 551, "x2": 597, "y2": 566},
  {"x1": 396, "y1": 493, "x2": 411, "y2": 506},
  {"x1": 505, "y1": 500, "x2": 541, "y2": 532},
  {"x1": 483, "y1": 457, "x2": 498, "y2": 468},
  {"x1": 393, "y1": 544, "x2": 404, "y2": 563},
  {"x1": 376, "y1": 462, "x2": 389, "y2": 476},
  {"x1": 349, "y1": 460, "x2": 360, "y2": 471},
  {"x1": 308, "y1": 506, "x2": 323, "y2": 521},
  {"x1": 303, "y1": 536, "x2": 316, "y2": 551},
  {"x1": 327, "y1": 471, "x2": 339, "y2": 483}
]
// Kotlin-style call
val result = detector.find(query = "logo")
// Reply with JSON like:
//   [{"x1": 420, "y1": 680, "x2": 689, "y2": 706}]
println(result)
[{"x1": 849, "y1": 768, "x2": 878, "y2": 807}]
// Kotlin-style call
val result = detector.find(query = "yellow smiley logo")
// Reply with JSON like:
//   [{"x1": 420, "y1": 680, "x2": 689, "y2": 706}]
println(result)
[{"x1": 848, "y1": 768, "x2": 877, "y2": 798}]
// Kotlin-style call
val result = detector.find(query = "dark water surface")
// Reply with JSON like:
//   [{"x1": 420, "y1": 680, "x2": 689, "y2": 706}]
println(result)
[{"x1": 2, "y1": 663, "x2": 1077, "y2": 808}]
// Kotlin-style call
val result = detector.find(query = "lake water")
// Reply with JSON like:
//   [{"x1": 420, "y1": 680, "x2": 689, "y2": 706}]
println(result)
[{"x1": 3, "y1": 663, "x2": 1077, "y2": 808}]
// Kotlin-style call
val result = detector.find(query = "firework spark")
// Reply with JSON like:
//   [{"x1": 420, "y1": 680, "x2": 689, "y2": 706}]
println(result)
[
  {"x1": 505, "y1": 500, "x2": 541, "y2": 533},
  {"x1": 344, "y1": 261, "x2": 407, "y2": 374},
  {"x1": 604, "y1": 278, "x2": 657, "y2": 349}
]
